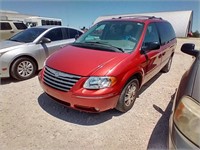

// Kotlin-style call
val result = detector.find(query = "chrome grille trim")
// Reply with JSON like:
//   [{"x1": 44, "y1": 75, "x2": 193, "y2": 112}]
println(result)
[
  {"x1": 44, "y1": 72, "x2": 75, "y2": 86},
  {"x1": 44, "y1": 66, "x2": 81, "y2": 92}
]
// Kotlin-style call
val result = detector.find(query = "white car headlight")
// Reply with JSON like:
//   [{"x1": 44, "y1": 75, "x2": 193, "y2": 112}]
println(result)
[
  {"x1": 174, "y1": 96, "x2": 200, "y2": 147},
  {"x1": 83, "y1": 76, "x2": 117, "y2": 89}
]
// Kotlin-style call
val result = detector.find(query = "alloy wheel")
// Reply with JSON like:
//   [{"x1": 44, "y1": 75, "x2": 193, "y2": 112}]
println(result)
[{"x1": 17, "y1": 60, "x2": 34, "y2": 77}]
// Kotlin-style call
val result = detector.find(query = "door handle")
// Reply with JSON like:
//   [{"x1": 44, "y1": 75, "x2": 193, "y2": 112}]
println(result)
[
  {"x1": 10, "y1": 30, "x2": 15, "y2": 33},
  {"x1": 162, "y1": 52, "x2": 166, "y2": 56},
  {"x1": 60, "y1": 45, "x2": 66, "y2": 48}
]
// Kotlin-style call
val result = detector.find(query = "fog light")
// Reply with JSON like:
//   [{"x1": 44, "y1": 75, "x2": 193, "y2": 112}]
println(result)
[{"x1": 95, "y1": 108, "x2": 100, "y2": 112}]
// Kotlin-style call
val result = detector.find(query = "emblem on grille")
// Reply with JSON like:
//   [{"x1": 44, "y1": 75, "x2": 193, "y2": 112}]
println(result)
[{"x1": 54, "y1": 71, "x2": 59, "y2": 77}]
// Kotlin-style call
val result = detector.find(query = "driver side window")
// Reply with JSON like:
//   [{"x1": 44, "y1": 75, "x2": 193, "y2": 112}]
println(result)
[{"x1": 143, "y1": 23, "x2": 160, "y2": 45}]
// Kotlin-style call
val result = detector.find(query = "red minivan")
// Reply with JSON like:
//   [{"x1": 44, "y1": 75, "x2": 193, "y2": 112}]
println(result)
[{"x1": 38, "y1": 16, "x2": 177, "y2": 113}]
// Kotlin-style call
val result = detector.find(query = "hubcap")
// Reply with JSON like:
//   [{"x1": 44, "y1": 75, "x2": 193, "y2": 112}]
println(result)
[
  {"x1": 124, "y1": 82, "x2": 137, "y2": 107},
  {"x1": 17, "y1": 61, "x2": 33, "y2": 77}
]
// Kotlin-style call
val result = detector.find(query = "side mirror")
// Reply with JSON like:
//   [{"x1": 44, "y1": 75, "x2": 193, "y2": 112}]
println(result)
[
  {"x1": 141, "y1": 42, "x2": 160, "y2": 53},
  {"x1": 39, "y1": 37, "x2": 51, "y2": 44},
  {"x1": 187, "y1": 32, "x2": 193, "y2": 37},
  {"x1": 181, "y1": 43, "x2": 199, "y2": 57}
]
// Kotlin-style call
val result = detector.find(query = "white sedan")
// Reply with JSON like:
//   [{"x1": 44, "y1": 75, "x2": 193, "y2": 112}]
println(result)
[{"x1": 0, "y1": 25, "x2": 83, "y2": 80}]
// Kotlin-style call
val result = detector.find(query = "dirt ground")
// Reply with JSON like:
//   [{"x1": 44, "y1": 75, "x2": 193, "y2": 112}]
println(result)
[{"x1": 1, "y1": 38, "x2": 200, "y2": 150}]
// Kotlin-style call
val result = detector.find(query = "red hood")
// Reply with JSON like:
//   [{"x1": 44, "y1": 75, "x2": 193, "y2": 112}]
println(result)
[{"x1": 46, "y1": 45, "x2": 129, "y2": 76}]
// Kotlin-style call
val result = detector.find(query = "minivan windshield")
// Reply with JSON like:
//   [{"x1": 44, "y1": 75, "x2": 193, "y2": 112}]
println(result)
[
  {"x1": 9, "y1": 28, "x2": 47, "y2": 43},
  {"x1": 74, "y1": 21, "x2": 144, "y2": 53}
]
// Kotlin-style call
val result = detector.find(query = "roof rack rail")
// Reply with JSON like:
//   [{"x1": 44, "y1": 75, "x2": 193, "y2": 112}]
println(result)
[{"x1": 112, "y1": 15, "x2": 162, "y2": 20}]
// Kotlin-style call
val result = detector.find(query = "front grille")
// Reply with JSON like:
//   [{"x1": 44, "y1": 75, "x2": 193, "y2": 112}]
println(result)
[{"x1": 44, "y1": 66, "x2": 81, "y2": 92}]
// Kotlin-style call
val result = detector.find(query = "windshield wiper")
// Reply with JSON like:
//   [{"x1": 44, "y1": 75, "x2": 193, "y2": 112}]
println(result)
[{"x1": 83, "y1": 41, "x2": 124, "y2": 53}]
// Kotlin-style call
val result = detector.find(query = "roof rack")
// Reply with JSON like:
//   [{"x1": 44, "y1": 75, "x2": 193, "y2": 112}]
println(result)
[{"x1": 112, "y1": 15, "x2": 162, "y2": 20}]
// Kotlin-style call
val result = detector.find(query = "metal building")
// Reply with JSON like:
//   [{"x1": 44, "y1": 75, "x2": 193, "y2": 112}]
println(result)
[
  {"x1": 93, "y1": 10, "x2": 193, "y2": 37},
  {"x1": 0, "y1": 10, "x2": 62, "y2": 27},
  {"x1": 0, "y1": 10, "x2": 37, "y2": 21}
]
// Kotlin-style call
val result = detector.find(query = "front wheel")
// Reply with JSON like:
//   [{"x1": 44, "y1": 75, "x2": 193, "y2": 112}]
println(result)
[
  {"x1": 115, "y1": 78, "x2": 139, "y2": 113},
  {"x1": 10, "y1": 57, "x2": 37, "y2": 80}
]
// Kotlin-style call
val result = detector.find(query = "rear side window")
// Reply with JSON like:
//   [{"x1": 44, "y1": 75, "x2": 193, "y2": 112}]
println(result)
[
  {"x1": 57, "y1": 21, "x2": 62, "y2": 25},
  {"x1": 41, "y1": 20, "x2": 46, "y2": 25},
  {"x1": 14, "y1": 23, "x2": 27, "y2": 30},
  {"x1": 44, "y1": 28, "x2": 63, "y2": 41},
  {"x1": 0, "y1": 22, "x2": 12, "y2": 30},
  {"x1": 62, "y1": 28, "x2": 83, "y2": 39},
  {"x1": 42, "y1": 20, "x2": 62, "y2": 26},
  {"x1": 156, "y1": 22, "x2": 176, "y2": 45},
  {"x1": 143, "y1": 23, "x2": 160, "y2": 44},
  {"x1": 68, "y1": 28, "x2": 82, "y2": 38}
]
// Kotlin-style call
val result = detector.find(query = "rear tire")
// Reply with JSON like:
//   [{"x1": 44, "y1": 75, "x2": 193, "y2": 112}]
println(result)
[
  {"x1": 116, "y1": 78, "x2": 139, "y2": 113},
  {"x1": 11, "y1": 57, "x2": 37, "y2": 80},
  {"x1": 161, "y1": 56, "x2": 173, "y2": 73}
]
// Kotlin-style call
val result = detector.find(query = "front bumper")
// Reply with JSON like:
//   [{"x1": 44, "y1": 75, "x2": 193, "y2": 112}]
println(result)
[{"x1": 38, "y1": 71, "x2": 120, "y2": 112}]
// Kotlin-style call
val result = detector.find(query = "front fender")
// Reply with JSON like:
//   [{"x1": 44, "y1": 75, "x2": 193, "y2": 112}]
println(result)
[
  {"x1": 0, "y1": 49, "x2": 39, "y2": 77},
  {"x1": 105, "y1": 54, "x2": 146, "y2": 93}
]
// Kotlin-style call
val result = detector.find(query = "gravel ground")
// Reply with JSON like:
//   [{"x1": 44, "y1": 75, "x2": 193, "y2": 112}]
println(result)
[{"x1": 0, "y1": 38, "x2": 200, "y2": 150}]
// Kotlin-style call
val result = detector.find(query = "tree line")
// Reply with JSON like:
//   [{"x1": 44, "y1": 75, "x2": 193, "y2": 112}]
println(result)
[{"x1": 191, "y1": 30, "x2": 200, "y2": 37}]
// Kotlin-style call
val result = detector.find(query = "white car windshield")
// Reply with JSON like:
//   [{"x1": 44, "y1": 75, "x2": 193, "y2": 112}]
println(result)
[
  {"x1": 9, "y1": 28, "x2": 47, "y2": 43},
  {"x1": 75, "y1": 21, "x2": 144, "y2": 53}
]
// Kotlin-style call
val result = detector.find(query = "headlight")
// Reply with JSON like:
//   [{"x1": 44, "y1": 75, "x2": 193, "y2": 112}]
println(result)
[
  {"x1": 174, "y1": 96, "x2": 200, "y2": 147},
  {"x1": 83, "y1": 76, "x2": 117, "y2": 89}
]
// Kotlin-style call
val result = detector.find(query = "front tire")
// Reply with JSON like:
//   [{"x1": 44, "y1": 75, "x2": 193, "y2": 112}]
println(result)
[
  {"x1": 116, "y1": 78, "x2": 139, "y2": 113},
  {"x1": 11, "y1": 57, "x2": 37, "y2": 80}
]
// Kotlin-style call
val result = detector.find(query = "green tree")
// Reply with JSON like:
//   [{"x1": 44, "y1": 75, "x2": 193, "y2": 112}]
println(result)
[{"x1": 192, "y1": 30, "x2": 200, "y2": 37}]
